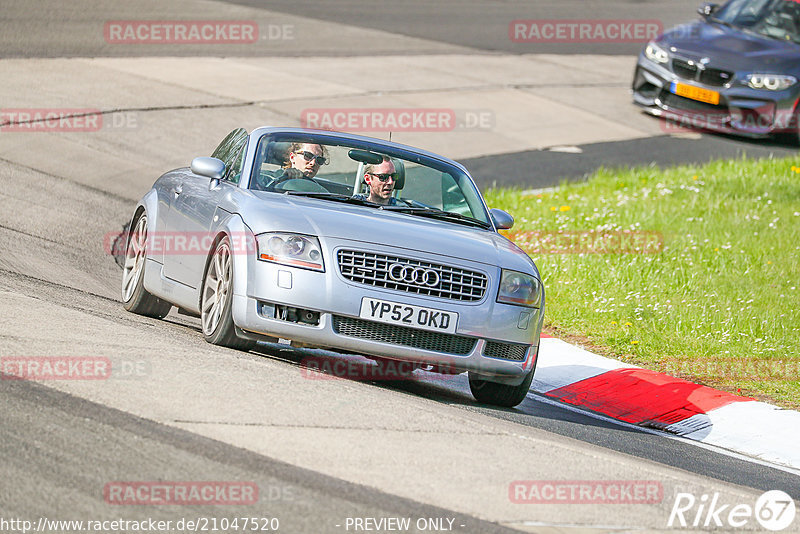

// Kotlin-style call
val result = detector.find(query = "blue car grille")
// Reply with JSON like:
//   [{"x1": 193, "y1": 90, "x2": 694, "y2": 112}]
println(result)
[
  {"x1": 671, "y1": 58, "x2": 733, "y2": 87},
  {"x1": 661, "y1": 91, "x2": 726, "y2": 114},
  {"x1": 337, "y1": 249, "x2": 488, "y2": 302}
]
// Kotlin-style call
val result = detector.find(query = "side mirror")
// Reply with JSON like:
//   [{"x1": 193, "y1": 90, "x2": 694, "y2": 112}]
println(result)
[
  {"x1": 489, "y1": 208, "x2": 514, "y2": 230},
  {"x1": 697, "y1": 3, "x2": 719, "y2": 18},
  {"x1": 191, "y1": 157, "x2": 225, "y2": 180}
]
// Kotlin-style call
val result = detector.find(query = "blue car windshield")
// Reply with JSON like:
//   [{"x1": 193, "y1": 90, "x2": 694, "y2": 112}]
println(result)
[
  {"x1": 248, "y1": 133, "x2": 491, "y2": 226},
  {"x1": 714, "y1": 0, "x2": 800, "y2": 43}
]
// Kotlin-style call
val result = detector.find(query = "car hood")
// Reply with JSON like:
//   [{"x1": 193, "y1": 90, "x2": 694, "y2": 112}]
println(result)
[
  {"x1": 658, "y1": 21, "x2": 800, "y2": 72},
  {"x1": 241, "y1": 192, "x2": 538, "y2": 276}
]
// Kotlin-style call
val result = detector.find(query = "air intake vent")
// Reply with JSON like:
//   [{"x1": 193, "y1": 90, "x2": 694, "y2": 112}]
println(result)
[{"x1": 332, "y1": 315, "x2": 477, "y2": 355}]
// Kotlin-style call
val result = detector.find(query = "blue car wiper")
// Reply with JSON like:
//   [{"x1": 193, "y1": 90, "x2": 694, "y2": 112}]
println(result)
[
  {"x1": 709, "y1": 17, "x2": 735, "y2": 29},
  {"x1": 380, "y1": 206, "x2": 493, "y2": 229}
]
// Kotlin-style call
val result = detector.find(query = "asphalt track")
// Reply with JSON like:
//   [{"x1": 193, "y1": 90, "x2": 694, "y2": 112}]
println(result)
[
  {"x1": 462, "y1": 134, "x2": 798, "y2": 189},
  {"x1": 230, "y1": 0, "x2": 798, "y2": 185},
  {"x1": 2, "y1": 0, "x2": 707, "y2": 57},
  {"x1": 1, "y1": 1, "x2": 799, "y2": 532},
  {"x1": 235, "y1": 0, "x2": 799, "y2": 184},
  {"x1": 1, "y1": 123, "x2": 798, "y2": 528},
  {"x1": 2, "y1": 0, "x2": 795, "y2": 184}
]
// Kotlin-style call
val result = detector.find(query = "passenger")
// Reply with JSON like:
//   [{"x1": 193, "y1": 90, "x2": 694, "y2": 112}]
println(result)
[{"x1": 355, "y1": 156, "x2": 399, "y2": 205}]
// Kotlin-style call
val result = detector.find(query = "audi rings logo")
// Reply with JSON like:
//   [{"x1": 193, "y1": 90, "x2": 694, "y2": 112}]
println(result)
[{"x1": 388, "y1": 263, "x2": 440, "y2": 287}]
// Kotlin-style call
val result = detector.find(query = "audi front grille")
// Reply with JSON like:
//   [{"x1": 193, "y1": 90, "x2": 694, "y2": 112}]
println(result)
[{"x1": 337, "y1": 250, "x2": 488, "y2": 302}]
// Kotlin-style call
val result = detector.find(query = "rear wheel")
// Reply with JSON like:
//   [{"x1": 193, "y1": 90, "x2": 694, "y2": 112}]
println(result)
[
  {"x1": 121, "y1": 213, "x2": 172, "y2": 318},
  {"x1": 468, "y1": 368, "x2": 534, "y2": 408},
  {"x1": 201, "y1": 236, "x2": 255, "y2": 351}
]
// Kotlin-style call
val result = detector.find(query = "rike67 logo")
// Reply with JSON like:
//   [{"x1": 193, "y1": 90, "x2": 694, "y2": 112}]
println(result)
[{"x1": 668, "y1": 490, "x2": 796, "y2": 531}]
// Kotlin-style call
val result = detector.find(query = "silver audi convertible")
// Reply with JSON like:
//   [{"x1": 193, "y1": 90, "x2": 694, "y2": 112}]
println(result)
[{"x1": 121, "y1": 127, "x2": 544, "y2": 407}]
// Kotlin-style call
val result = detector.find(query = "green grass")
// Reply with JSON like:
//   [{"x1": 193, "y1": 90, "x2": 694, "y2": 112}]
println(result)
[{"x1": 485, "y1": 156, "x2": 800, "y2": 408}]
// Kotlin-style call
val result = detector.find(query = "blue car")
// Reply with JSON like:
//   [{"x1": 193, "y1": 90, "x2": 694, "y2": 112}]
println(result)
[{"x1": 633, "y1": 0, "x2": 800, "y2": 141}]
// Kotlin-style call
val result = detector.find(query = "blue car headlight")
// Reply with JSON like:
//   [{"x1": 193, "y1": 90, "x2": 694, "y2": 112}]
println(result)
[
  {"x1": 644, "y1": 41, "x2": 669, "y2": 64},
  {"x1": 745, "y1": 74, "x2": 797, "y2": 91},
  {"x1": 497, "y1": 270, "x2": 542, "y2": 308},
  {"x1": 256, "y1": 232, "x2": 324, "y2": 271}
]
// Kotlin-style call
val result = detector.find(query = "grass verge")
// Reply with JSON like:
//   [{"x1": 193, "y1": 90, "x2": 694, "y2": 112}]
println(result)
[{"x1": 485, "y1": 155, "x2": 800, "y2": 409}]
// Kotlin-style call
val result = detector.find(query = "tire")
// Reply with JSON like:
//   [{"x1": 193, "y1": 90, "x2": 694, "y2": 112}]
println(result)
[
  {"x1": 121, "y1": 213, "x2": 172, "y2": 318},
  {"x1": 794, "y1": 110, "x2": 800, "y2": 147},
  {"x1": 775, "y1": 108, "x2": 800, "y2": 146},
  {"x1": 468, "y1": 367, "x2": 535, "y2": 408},
  {"x1": 201, "y1": 236, "x2": 255, "y2": 351}
]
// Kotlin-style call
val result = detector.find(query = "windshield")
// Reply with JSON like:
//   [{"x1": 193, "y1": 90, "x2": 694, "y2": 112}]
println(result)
[
  {"x1": 713, "y1": 0, "x2": 800, "y2": 43},
  {"x1": 248, "y1": 133, "x2": 491, "y2": 226}
]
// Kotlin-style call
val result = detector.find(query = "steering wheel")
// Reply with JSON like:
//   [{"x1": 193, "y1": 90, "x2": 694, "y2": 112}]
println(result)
[
  {"x1": 273, "y1": 177, "x2": 329, "y2": 193},
  {"x1": 270, "y1": 168, "x2": 309, "y2": 185}
]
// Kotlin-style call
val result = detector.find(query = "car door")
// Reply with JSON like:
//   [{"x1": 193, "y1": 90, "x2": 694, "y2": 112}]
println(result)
[{"x1": 162, "y1": 129, "x2": 248, "y2": 288}]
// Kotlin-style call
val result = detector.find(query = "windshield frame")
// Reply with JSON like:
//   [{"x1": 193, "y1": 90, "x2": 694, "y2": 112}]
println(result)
[
  {"x1": 246, "y1": 128, "x2": 494, "y2": 229},
  {"x1": 712, "y1": 0, "x2": 800, "y2": 44}
]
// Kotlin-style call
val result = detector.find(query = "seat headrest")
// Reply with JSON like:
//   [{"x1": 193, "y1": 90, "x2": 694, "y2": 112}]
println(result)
[
  {"x1": 389, "y1": 158, "x2": 405, "y2": 191},
  {"x1": 263, "y1": 141, "x2": 292, "y2": 167}
]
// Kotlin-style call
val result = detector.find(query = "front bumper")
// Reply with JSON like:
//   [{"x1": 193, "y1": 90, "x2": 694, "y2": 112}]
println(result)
[
  {"x1": 632, "y1": 56, "x2": 800, "y2": 137},
  {"x1": 231, "y1": 238, "x2": 542, "y2": 379}
]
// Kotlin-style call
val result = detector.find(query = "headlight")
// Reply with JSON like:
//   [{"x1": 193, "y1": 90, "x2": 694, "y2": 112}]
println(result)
[
  {"x1": 644, "y1": 41, "x2": 669, "y2": 64},
  {"x1": 746, "y1": 74, "x2": 797, "y2": 91},
  {"x1": 497, "y1": 270, "x2": 542, "y2": 308},
  {"x1": 256, "y1": 232, "x2": 324, "y2": 271}
]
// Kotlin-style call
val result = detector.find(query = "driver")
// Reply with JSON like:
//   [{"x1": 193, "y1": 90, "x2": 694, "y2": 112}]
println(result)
[
  {"x1": 355, "y1": 156, "x2": 400, "y2": 205},
  {"x1": 285, "y1": 142, "x2": 328, "y2": 179},
  {"x1": 253, "y1": 141, "x2": 329, "y2": 191}
]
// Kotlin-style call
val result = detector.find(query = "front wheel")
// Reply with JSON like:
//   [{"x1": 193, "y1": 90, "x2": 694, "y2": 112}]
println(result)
[
  {"x1": 468, "y1": 368, "x2": 534, "y2": 408},
  {"x1": 795, "y1": 110, "x2": 800, "y2": 147},
  {"x1": 201, "y1": 236, "x2": 255, "y2": 351},
  {"x1": 121, "y1": 213, "x2": 172, "y2": 318}
]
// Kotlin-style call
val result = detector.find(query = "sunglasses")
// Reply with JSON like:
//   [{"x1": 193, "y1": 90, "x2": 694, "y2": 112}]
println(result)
[
  {"x1": 367, "y1": 172, "x2": 396, "y2": 182},
  {"x1": 294, "y1": 150, "x2": 327, "y2": 165}
]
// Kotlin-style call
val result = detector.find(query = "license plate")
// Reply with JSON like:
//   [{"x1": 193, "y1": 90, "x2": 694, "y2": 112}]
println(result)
[
  {"x1": 359, "y1": 298, "x2": 458, "y2": 334},
  {"x1": 670, "y1": 82, "x2": 720, "y2": 105}
]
